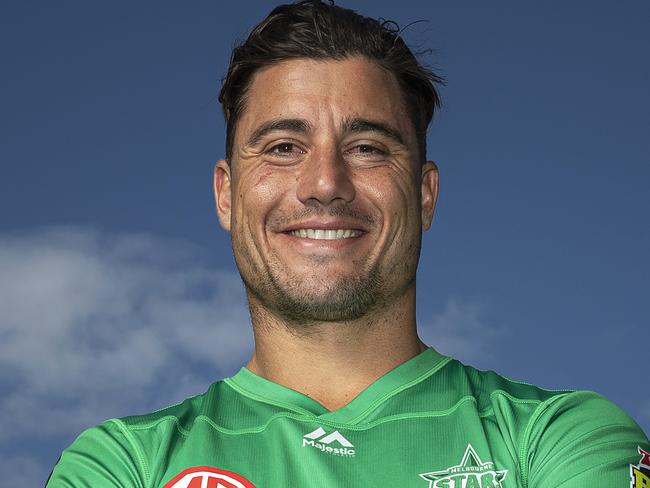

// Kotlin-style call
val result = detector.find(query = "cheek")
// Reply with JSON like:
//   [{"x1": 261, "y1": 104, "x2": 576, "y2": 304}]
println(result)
[
  {"x1": 360, "y1": 171, "x2": 417, "y2": 220},
  {"x1": 232, "y1": 169, "x2": 289, "y2": 232},
  {"x1": 250, "y1": 170, "x2": 290, "y2": 207},
  {"x1": 245, "y1": 164, "x2": 273, "y2": 188}
]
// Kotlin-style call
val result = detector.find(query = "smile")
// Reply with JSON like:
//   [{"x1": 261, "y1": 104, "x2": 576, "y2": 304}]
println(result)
[{"x1": 288, "y1": 229, "x2": 363, "y2": 240}]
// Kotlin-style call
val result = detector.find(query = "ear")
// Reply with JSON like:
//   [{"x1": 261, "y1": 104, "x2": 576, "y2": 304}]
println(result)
[
  {"x1": 420, "y1": 160, "x2": 439, "y2": 230},
  {"x1": 213, "y1": 159, "x2": 232, "y2": 232}
]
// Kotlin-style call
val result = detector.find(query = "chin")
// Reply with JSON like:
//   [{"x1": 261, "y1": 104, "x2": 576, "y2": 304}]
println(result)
[{"x1": 270, "y1": 270, "x2": 384, "y2": 323}]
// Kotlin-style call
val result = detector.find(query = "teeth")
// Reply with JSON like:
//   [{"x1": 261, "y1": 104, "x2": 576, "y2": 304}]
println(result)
[{"x1": 289, "y1": 229, "x2": 361, "y2": 240}]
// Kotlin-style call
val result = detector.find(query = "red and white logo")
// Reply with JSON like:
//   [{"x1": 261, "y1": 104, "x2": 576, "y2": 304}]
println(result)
[{"x1": 162, "y1": 466, "x2": 256, "y2": 488}]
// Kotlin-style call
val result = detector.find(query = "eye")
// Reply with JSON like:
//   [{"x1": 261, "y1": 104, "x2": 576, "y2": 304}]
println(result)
[
  {"x1": 355, "y1": 144, "x2": 385, "y2": 154},
  {"x1": 345, "y1": 144, "x2": 388, "y2": 160},
  {"x1": 267, "y1": 142, "x2": 305, "y2": 158}
]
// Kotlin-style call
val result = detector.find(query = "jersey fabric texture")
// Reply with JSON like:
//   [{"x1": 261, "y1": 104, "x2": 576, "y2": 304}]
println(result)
[{"x1": 47, "y1": 348, "x2": 649, "y2": 487}]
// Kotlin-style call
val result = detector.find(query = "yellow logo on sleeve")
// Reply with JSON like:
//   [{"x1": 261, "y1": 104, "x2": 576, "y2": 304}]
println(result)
[{"x1": 631, "y1": 447, "x2": 650, "y2": 488}]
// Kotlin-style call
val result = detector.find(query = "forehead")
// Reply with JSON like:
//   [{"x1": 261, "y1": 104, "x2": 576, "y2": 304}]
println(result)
[{"x1": 235, "y1": 56, "x2": 415, "y2": 146}]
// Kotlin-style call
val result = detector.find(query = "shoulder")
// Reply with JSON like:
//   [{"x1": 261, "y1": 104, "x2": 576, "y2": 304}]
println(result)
[
  {"x1": 450, "y1": 359, "x2": 647, "y2": 441},
  {"x1": 520, "y1": 389, "x2": 649, "y2": 486},
  {"x1": 46, "y1": 418, "x2": 147, "y2": 487},
  {"x1": 46, "y1": 381, "x2": 226, "y2": 488},
  {"x1": 434, "y1": 358, "x2": 573, "y2": 411},
  {"x1": 446, "y1": 360, "x2": 649, "y2": 486},
  {"x1": 118, "y1": 381, "x2": 220, "y2": 433}
]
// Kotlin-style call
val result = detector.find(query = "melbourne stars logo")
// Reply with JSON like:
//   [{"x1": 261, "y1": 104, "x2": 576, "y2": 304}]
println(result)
[{"x1": 419, "y1": 444, "x2": 508, "y2": 488}]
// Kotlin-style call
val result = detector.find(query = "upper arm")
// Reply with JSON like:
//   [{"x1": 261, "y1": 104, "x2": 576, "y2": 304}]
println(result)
[
  {"x1": 524, "y1": 391, "x2": 649, "y2": 487},
  {"x1": 46, "y1": 420, "x2": 147, "y2": 488}
]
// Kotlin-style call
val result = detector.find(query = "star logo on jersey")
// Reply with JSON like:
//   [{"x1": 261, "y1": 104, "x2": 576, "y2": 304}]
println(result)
[
  {"x1": 162, "y1": 466, "x2": 256, "y2": 488},
  {"x1": 419, "y1": 444, "x2": 508, "y2": 488},
  {"x1": 302, "y1": 426, "x2": 356, "y2": 457},
  {"x1": 630, "y1": 446, "x2": 650, "y2": 488}
]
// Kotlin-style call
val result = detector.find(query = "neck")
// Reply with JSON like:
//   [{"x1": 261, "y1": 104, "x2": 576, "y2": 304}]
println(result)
[{"x1": 245, "y1": 285, "x2": 426, "y2": 411}]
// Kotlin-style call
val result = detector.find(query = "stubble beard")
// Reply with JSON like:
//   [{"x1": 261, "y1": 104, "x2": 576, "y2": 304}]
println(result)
[{"x1": 240, "y1": 254, "x2": 385, "y2": 327}]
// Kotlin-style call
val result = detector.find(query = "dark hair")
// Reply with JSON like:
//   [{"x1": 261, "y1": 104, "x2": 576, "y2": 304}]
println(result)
[{"x1": 219, "y1": 0, "x2": 444, "y2": 162}]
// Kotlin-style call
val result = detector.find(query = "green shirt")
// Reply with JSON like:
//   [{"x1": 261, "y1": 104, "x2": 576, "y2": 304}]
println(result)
[{"x1": 47, "y1": 348, "x2": 650, "y2": 487}]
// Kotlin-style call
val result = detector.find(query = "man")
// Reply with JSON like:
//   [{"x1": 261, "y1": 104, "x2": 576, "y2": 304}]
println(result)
[{"x1": 47, "y1": 1, "x2": 649, "y2": 487}]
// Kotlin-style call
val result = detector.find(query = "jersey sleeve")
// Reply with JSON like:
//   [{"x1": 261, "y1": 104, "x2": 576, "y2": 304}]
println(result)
[
  {"x1": 45, "y1": 419, "x2": 148, "y2": 488},
  {"x1": 522, "y1": 390, "x2": 650, "y2": 487}
]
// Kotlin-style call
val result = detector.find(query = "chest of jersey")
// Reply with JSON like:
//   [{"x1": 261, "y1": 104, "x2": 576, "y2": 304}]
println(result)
[{"x1": 154, "y1": 403, "x2": 518, "y2": 488}]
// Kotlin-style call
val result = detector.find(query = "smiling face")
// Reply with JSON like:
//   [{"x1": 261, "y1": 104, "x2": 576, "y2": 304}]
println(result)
[{"x1": 214, "y1": 56, "x2": 438, "y2": 325}]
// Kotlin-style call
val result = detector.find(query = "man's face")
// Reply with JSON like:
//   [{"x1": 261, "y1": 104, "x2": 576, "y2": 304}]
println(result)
[{"x1": 214, "y1": 57, "x2": 438, "y2": 324}]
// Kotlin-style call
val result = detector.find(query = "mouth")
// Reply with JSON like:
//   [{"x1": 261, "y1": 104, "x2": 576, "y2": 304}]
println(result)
[
  {"x1": 275, "y1": 220, "x2": 371, "y2": 258},
  {"x1": 287, "y1": 229, "x2": 363, "y2": 240}
]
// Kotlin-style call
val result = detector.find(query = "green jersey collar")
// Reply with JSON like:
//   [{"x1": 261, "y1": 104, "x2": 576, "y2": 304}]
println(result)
[{"x1": 226, "y1": 347, "x2": 449, "y2": 424}]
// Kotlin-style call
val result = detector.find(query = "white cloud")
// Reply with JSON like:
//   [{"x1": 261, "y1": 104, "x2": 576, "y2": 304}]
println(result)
[
  {"x1": 418, "y1": 298, "x2": 507, "y2": 369},
  {"x1": 0, "y1": 226, "x2": 252, "y2": 486}
]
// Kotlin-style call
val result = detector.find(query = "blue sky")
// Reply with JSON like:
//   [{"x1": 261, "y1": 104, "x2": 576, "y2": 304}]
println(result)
[{"x1": 1, "y1": 1, "x2": 648, "y2": 486}]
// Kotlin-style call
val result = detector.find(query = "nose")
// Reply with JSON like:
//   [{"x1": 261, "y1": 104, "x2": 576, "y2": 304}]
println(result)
[{"x1": 296, "y1": 146, "x2": 355, "y2": 206}]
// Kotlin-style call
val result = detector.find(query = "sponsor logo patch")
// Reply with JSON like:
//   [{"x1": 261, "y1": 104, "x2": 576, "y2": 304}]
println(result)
[
  {"x1": 162, "y1": 466, "x2": 256, "y2": 488},
  {"x1": 419, "y1": 444, "x2": 508, "y2": 488},
  {"x1": 302, "y1": 426, "x2": 356, "y2": 457},
  {"x1": 631, "y1": 446, "x2": 650, "y2": 488}
]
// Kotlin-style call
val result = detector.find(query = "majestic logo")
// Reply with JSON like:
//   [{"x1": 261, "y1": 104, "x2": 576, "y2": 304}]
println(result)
[
  {"x1": 419, "y1": 444, "x2": 508, "y2": 488},
  {"x1": 162, "y1": 466, "x2": 256, "y2": 488},
  {"x1": 302, "y1": 426, "x2": 356, "y2": 457},
  {"x1": 630, "y1": 446, "x2": 650, "y2": 488}
]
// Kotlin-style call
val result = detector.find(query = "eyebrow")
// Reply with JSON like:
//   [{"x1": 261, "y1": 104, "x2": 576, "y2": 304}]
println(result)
[
  {"x1": 341, "y1": 117, "x2": 406, "y2": 146},
  {"x1": 245, "y1": 118, "x2": 313, "y2": 147},
  {"x1": 243, "y1": 116, "x2": 407, "y2": 148}
]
